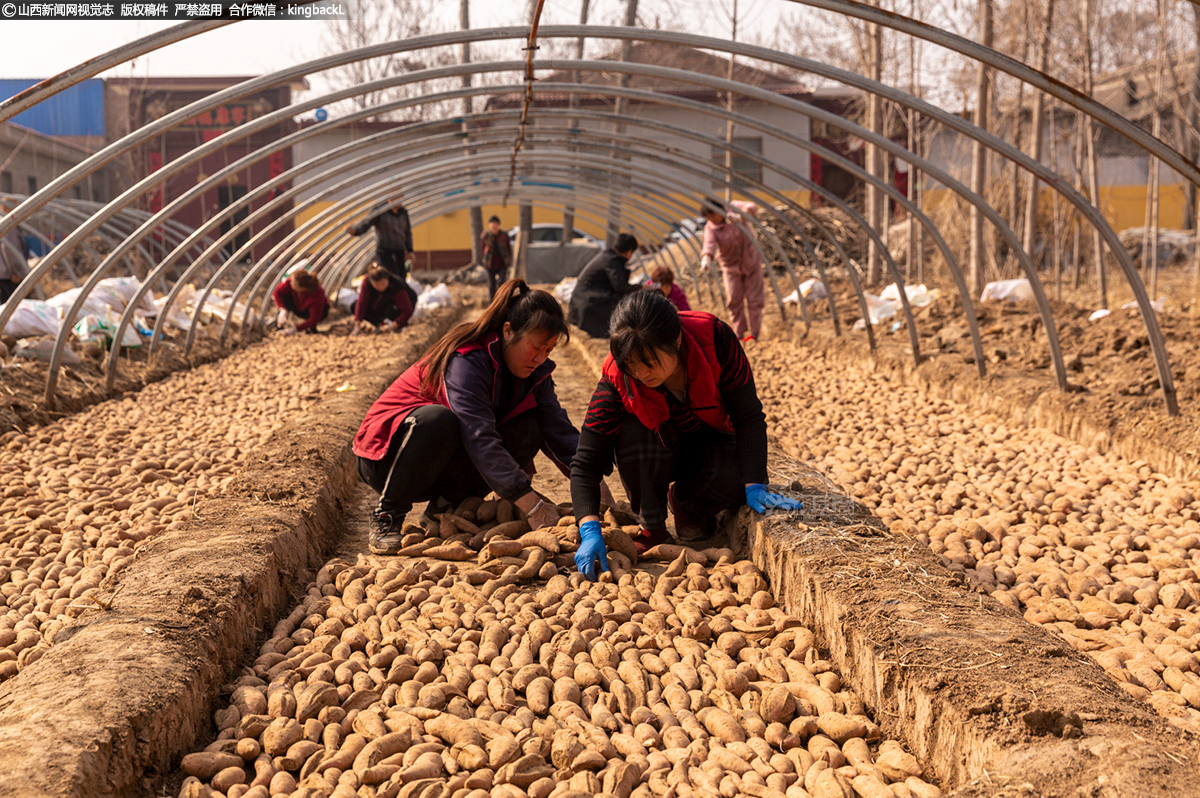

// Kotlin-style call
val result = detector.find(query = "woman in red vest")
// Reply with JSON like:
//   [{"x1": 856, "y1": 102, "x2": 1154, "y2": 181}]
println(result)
[
  {"x1": 353, "y1": 279, "x2": 580, "y2": 554},
  {"x1": 570, "y1": 290, "x2": 801, "y2": 577}
]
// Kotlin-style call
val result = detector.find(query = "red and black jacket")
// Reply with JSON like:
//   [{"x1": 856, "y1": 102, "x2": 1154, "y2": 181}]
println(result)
[
  {"x1": 353, "y1": 333, "x2": 579, "y2": 501},
  {"x1": 272, "y1": 280, "x2": 328, "y2": 332},
  {"x1": 570, "y1": 312, "x2": 767, "y2": 518}
]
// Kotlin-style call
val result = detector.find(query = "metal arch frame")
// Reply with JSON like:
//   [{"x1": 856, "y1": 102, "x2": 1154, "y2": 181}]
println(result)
[
  {"x1": 102, "y1": 101, "x2": 818, "y2": 363},
  {"x1": 258, "y1": 160, "x2": 801, "y2": 333},
  {"x1": 230, "y1": 156, "x2": 777, "y2": 342},
  {"x1": 0, "y1": 39, "x2": 1072, "y2": 366},
  {"x1": 0, "y1": 49, "x2": 1020, "y2": 401},
  {"x1": 0, "y1": 196, "x2": 97, "y2": 286},
  {"x1": 214, "y1": 167, "x2": 692, "y2": 348},
  {"x1": 101, "y1": 82, "x2": 969, "y2": 384},
  {"x1": 518, "y1": 100, "x2": 983, "y2": 370},
  {"x1": 146, "y1": 99, "x2": 842, "y2": 360},
  {"x1": 0, "y1": 26, "x2": 1176, "y2": 410},
  {"x1": 0, "y1": 21, "x2": 238, "y2": 124},
  {"x1": 227, "y1": 152, "x2": 755, "y2": 341},
  {"x1": 534, "y1": 58, "x2": 1071, "y2": 389},
  {"x1": 4, "y1": 10, "x2": 1196, "y2": 192},
  {"x1": 515, "y1": 41, "x2": 1174, "y2": 411},
  {"x1": 780, "y1": 0, "x2": 1200, "y2": 191},
  {"x1": 1, "y1": 48, "x2": 859, "y2": 357},
  {"x1": 51, "y1": 201, "x2": 172, "y2": 285}
]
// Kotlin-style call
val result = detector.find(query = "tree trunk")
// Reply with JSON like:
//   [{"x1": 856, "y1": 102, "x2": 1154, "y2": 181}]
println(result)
[
  {"x1": 517, "y1": 202, "x2": 533, "y2": 280},
  {"x1": 906, "y1": 0, "x2": 918, "y2": 283},
  {"x1": 1143, "y1": 0, "x2": 1168, "y2": 297},
  {"x1": 1191, "y1": 3, "x2": 1200, "y2": 314},
  {"x1": 969, "y1": 0, "x2": 993, "y2": 298},
  {"x1": 1021, "y1": 0, "x2": 1055, "y2": 259},
  {"x1": 461, "y1": 0, "x2": 483, "y2": 267},
  {"x1": 865, "y1": 2, "x2": 885, "y2": 285},
  {"x1": 1080, "y1": 0, "x2": 1107, "y2": 308},
  {"x1": 1007, "y1": 3, "x2": 1031, "y2": 262},
  {"x1": 1048, "y1": 100, "x2": 1063, "y2": 299}
]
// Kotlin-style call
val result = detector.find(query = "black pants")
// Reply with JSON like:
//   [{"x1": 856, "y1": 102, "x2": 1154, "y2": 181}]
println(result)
[
  {"x1": 614, "y1": 417, "x2": 745, "y2": 530},
  {"x1": 357, "y1": 405, "x2": 544, "y2": 515},
  {"x1": 486, "y1": 267, "x2": 507, "y2": 300},
  {"x1": 279, "y1": 293, "x2": 329, "y2": 333},
  {"x1": 0, "y1": 278, "x2": 19, "y2": 304},
  {"x1": 376, "y1": 247, "x2": 420, "y2": 309},
  {"x1": 357, "y1": 298, "x2": 404, "y2": 327}
]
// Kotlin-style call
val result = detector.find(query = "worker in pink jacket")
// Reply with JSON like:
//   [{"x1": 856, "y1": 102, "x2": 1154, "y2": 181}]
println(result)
[{"x1": 700, "y1": 199, "x2": 764, "y2": 343}]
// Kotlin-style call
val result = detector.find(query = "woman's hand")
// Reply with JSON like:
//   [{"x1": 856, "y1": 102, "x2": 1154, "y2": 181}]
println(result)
[
  {"x1": 516, "y1": 491, "x2": 560, "y2": 530},
  {"x1": 575, "y1": 519, "x2": 609, "y2": 581},
  {"x1": 744, "y1": 484, "x2": 803, "y2": 514}
]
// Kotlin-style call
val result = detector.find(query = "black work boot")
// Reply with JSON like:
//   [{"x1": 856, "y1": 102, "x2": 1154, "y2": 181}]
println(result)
[{"x1": 368, "y1": 508, "x2": 405, "y2": 555}]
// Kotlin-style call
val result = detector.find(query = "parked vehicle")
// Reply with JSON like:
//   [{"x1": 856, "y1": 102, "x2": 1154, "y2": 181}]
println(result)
[{"x1": 508, "y1": 223, "x2": 601, "y2": 246}]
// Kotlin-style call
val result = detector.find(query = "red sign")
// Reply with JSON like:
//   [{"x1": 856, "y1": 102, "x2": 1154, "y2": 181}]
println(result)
[{"x1": 183, "y1": 103, "x2": 259, "y2": 130}]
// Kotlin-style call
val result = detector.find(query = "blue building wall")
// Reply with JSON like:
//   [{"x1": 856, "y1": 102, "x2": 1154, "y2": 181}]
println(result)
[{"x1": 0, "y1": 79, "x2": 105, "y2": 137}]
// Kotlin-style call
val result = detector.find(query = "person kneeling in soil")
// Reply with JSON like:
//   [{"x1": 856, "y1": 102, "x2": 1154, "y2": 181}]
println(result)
[
  {"x1": 272, "y1": 269, "x2": 329, "y2": 335},
  {"x1": 353, "y1": 279, "x2": 580, "y2": 555},
  {"x1": 569, "y1": 290, "x2": 801, "y2": 574},
  {"x1": 646, "y1": 264, "x2": 691, "y2": 312},
  {"x1": 567, "y1": 232, "x2": 640, "y2": 338},
  {"x1": 352, "y1": 265, "x2": 415, "y2": 335}
]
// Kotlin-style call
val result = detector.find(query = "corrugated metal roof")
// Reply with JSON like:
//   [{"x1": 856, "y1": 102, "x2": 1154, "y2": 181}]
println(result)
[{"x1": 0, "y1": 78, "x2": 105, "y2": 137}]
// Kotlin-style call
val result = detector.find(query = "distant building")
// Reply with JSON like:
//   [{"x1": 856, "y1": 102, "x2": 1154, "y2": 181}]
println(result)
[
  {"x1": 486, "y1": 43, "x2": 816, "y2": 213},
  {"x1": 103, "y1": 76, "x2": 306, "y2": 262},
  {"x1": 0, "y1": 78, "x2": 114, "y2": 204},
  {"x1": 923, "y1": 56, "x2": 1199, "y2": 233}
]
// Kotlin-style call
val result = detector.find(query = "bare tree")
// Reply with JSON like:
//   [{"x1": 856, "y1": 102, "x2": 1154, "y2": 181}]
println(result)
[
  {"x1": 317, "y1": 0, "x2": 441, "y2": 119},
  {"x1": 969, "y1": 0, "x2": 994, "y2": 297},
  {"x1": 865, "y1": 0, "x2": 885, "y2": 285},
  {"x1": 1021, "y1": 0, "x2": 1056, "y2": 260},
  {"x1": 1079, "y1": 0, "x2": 1107, "y2": 308}
]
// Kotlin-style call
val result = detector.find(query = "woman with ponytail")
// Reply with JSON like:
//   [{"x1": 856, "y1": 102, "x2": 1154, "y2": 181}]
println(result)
[{"x1": 353, "y1": 279, "x2": 580, "y2": 554}]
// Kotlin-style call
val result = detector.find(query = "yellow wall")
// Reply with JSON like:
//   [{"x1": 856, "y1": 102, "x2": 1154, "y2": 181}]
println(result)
[
  {"x1": 924, "y1": 184, "x2": 1188, "y2": 232},
  {"x1": 292, "y1": 189, "x2": 812, "y2": 255}
]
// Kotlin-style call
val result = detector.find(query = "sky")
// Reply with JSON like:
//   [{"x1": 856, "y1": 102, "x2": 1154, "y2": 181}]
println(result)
[{"x1": 0, "y1": 0, "x2": 789, "y2": 81}]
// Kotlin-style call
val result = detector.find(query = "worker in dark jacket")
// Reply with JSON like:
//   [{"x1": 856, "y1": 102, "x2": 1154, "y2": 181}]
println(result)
[
  {"x1": 353, "y1": 279, "x2": 580, "y2": 555},
  {"x1": 0, "y1": 207, "x2": 28, "y2": 304},
  {"x1": 567, "y1": 232, "x2": 639, "y2": 338},
  {"x1": 481, "y1": 215, "x2": 513, "y2": 300},
  {"x1": 569, "y1": 290, "x2": 801, "y2": 578},
  {"x1": 346, "y1": 194, "x2": 415, "y2": 283},
  {"x1": 272, "y1": 270, "x2": 329, "y2": 335},
  {"x1": 352, "y1": 265, "x2": 415, "y2": 334}
]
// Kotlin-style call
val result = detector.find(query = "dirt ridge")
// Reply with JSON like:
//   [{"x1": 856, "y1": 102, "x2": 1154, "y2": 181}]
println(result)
[
  {"x1": 803, "y1": 328, "x2": 1200, "y2": 483},
  {"x1": 0, "y1": 307, "x2": 462, "y2": 798},
  {"x1": 734, "y1": 505, "x2": 1200, "y2": 796}
]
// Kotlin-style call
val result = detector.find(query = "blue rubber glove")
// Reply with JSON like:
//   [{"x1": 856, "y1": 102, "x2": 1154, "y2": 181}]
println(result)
[
  {"x1": 745, "y1": 484, "x2": 803, "y2": 514},
  {"x1": 574, "y1": 519, "x2": 610, "y2": 581}
]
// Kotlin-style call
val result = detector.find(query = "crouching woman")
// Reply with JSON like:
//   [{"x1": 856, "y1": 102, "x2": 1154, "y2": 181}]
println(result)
[
  {"x1": 570, "y1": 290, "x2": 800, "y2": 577},
  {"x1": 353, "y1": 279, "x2": 579, "y2": 554}
]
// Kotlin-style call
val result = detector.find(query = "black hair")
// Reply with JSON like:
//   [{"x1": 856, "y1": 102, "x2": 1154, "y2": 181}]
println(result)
[
  {"x1": 488, "y1": 215, "x2": 501, "y2": 224},
  {"x1": 609, "y1": 290, "x2": 682, "y2": 373},
  {"x1": 614, "y1": 232, "x2": 639, "y2": 254},
  {"x1": 421, "y1": 279, "x2": 568, "y2": 393},
  {"x1": 700, "y1": 198, "x2": 725, "y2": 217}
]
